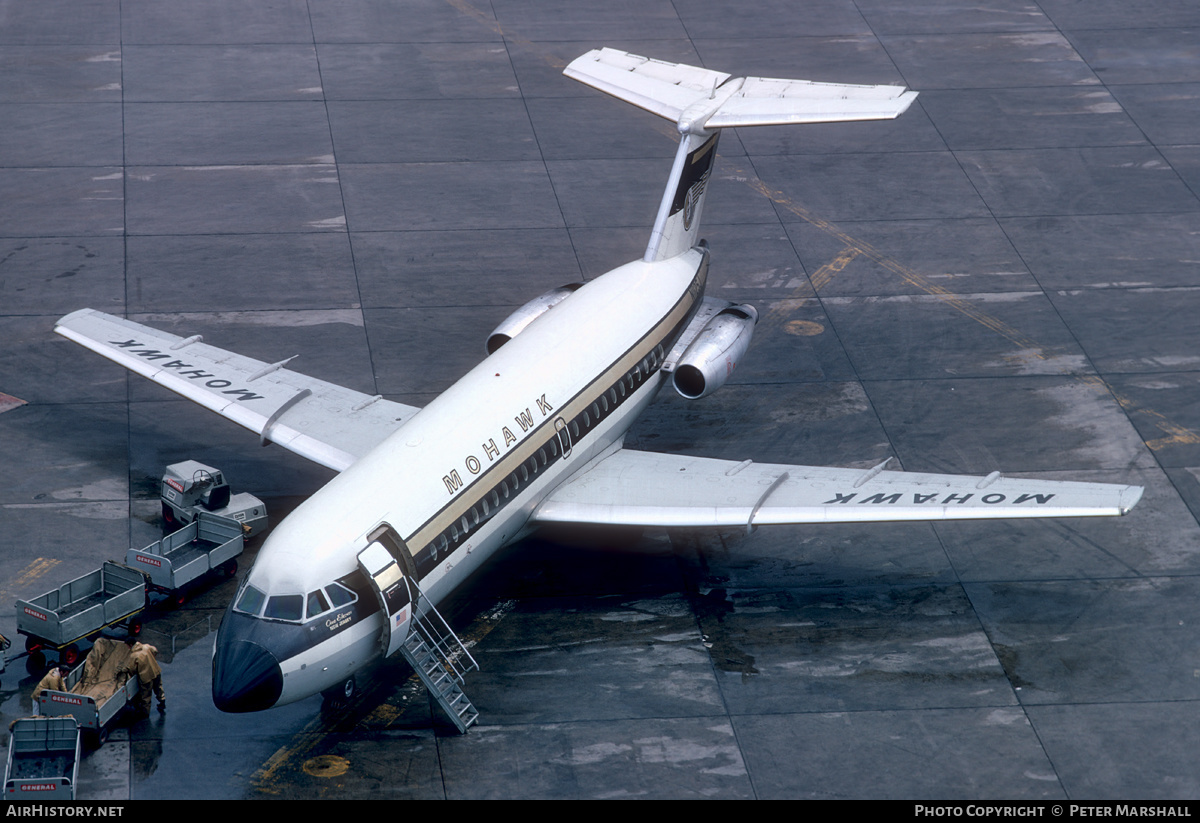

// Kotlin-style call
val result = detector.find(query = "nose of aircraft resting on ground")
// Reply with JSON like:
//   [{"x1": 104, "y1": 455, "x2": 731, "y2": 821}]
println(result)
[{"x1": 212, "y1": 619, "x2": 284, "y2": 713}]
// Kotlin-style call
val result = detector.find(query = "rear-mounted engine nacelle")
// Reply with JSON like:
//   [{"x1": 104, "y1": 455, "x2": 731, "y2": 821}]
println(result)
[
  {"x1": 672, "y1": 304, "x2": 758, "y2": 399},
  {"x1": 486, "y1": 284, "x2": 583, "y2": 354}
]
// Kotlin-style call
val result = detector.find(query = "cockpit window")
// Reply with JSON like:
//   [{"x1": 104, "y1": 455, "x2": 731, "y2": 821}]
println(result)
[
  {"x1": 234, "y1": 584, "x2": 266, "y2": 617},
  {"x1": 306, "y1": 589, "x2": 330, "y2": 619},
  {"x1": 326, "y1": 582, "x2": 355, "y2": 608},
  {"x1": 264, "y1": 594, "x2": 303, "y2": 622}
]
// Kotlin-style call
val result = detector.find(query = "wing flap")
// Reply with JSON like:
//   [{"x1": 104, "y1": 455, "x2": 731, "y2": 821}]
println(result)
[
  {"x1": 55, "y1": 309, "x2": 420, "y2": 471},
  {"x1": 534, "y1": 449, "x2": 1142, "y2": 528}
]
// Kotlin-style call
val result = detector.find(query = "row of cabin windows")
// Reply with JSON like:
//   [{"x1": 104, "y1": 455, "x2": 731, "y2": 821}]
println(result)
[
  {"x1": 416, "y1": 342, "x2": 666, "y2": 573},
  {"x1": 231, "y1": 344, "x2": 672, "y2": 620}
]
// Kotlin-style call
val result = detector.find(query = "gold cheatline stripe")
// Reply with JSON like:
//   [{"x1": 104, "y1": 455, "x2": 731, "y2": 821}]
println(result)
[{"x1": 405, "y1": 264, "x2": 705, "y2": 558}]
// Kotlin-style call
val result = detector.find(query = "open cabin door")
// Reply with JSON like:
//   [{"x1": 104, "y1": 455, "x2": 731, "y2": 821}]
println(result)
[
  {"x1": 356, "y1": 525, "x2": 418, "y2": 659},
  {"x1": 356, "y1": 526, "x2": 481, "y2": 733}
]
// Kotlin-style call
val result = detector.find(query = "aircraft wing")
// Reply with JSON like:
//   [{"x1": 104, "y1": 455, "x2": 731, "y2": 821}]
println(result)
[
  {"x1": 55, "y1": 309, "x2": 420, "y2": 472},
  {"x1": 564, "y1": 48, "x2": 917, "y2": 128},
  {"x1": 533, "y1": 449, "x2": 1142, "y2": 528}
]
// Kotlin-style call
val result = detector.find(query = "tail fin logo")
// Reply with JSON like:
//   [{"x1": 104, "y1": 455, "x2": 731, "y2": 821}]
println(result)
[
  {"x1": 670, "y1": 133, "x2": 719, "y2": 230},
  {"x1": 682, "y1": 175, "x2": 707, "y2": 230}
]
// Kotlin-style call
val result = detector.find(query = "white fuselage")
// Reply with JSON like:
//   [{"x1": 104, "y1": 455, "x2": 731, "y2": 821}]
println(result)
[{"x1": 212, "y1": 247, "x2": 708, "y2": 711}]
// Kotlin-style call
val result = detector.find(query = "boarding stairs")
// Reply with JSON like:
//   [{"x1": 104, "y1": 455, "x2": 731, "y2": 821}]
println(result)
[{"x1": 398, "y1": 586, "x2": 479, "y2": 734}]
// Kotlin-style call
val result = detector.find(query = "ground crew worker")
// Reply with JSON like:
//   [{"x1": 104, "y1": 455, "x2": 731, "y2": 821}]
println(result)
[
  {"x1": 121, "y1": 637, "x2": 165, "y2": 715},
  {"x1": 32, "y1": 664, "x2": 69, "y2": 713}
]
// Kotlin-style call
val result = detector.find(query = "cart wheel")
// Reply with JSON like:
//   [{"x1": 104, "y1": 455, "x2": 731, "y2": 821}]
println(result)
[
  {"x1": 62, "y1": 644, "x2": 80, "y2": 666},
  {"x1": 219, "y1": 559, "x2": 238, "y2": 578},
  {"x1": 171, "y1": 590, "x2": 187, "y2": 608},
  {"x1": 24, "y1": 635, "x2": 42, "y2": 653},
  {"x1": 129, "y1": 619, "x2": 143, "y2": 637},
  {"x1": 26, "y1": 651, "x2": 45, "y2": 674},
  {"x1": 162, "y1": 502, "x2": 177, "y2": 529}
]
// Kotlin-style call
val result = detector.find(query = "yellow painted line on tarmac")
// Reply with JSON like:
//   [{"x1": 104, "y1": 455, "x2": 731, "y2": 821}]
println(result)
[
  {"x1": 15, "y1": 558, "x2": 62, "y2": 587},
  {"x1": 1130, "y1": 406, "x2": 1200, "y2": 450},
  {"x1": 742, "y1": 172, "x2": 1050, "y2": 351},
  {"x1": 251, "y1": 598, "x2": 516, "y2": 795},
  {"x1": 433, "y1": 6, "x2": 1197, "y2": 451},
  {"x1": 444, "y1": 0, "x2": 561, "y2": 68},
  {"x1": 807, "y1": 245, "x2": 861, "y2": 293},
  {"x1": 740, "y1": 172, "x2": 1200, "y2": 452},
  {"x1": 0, "y1": 557, "x2": 62, "y2": 601},
  {"x1": 443, "y1": 0, "x2": 503, "y2": 35}
]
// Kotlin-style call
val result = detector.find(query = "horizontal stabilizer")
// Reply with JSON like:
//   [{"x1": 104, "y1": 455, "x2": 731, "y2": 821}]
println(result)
[
  {"x1": 533, "y1": 449, "x2": 1143, "y2": 528},
  {"x1": 564, "y1": 49, "x2": 732, "y2": 123},
  {"x1": 564, "y1": 48, "x2": 917, "y2": 132},
  {"x1": 707, "y1": 76, "x2": 919, "y2": 128},
  {"x1": 55, "y1": 309, "x2": 420, "y2": 472}
]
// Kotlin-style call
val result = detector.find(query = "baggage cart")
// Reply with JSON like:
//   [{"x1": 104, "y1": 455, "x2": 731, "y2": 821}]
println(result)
[
  {"x1": 16, "y1": 562, "x2": 146, "y2": 666},
  {"x1": 126, "y1": 512, "x2": 244, "y2": 605},
  {"x1": 4, "y1": 716, "x2": 81, "y2": 800},
  {"x1": 35, "y1": 638, "x2": 139, "y2": 743}
]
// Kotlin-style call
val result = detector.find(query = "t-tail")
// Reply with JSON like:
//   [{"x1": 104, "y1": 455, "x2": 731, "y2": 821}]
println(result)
[{"x1": 564, "y1": 48, "x2": 919, "y2": 263}]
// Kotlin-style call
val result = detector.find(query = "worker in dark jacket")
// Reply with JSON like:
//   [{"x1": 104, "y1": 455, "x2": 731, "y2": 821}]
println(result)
[{"x1": 121, "y1": 637, "x2": 165, "y2": 715}]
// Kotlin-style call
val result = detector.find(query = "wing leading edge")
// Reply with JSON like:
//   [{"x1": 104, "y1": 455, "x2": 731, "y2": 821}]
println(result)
[
  {"x1": 55, "y1": 309, "x2": 420, "y2": 472},
  {"x1": 533, "y1": 449, "x2": 1143, "y2": 529}
]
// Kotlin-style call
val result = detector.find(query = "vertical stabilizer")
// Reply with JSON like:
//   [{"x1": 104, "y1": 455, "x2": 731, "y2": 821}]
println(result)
[
  {"x1": 563, "y1": 48, "x2": 917, "y2": 263},
  {"x1": 645, "y1": 131, "x2": 720, "y2": 262}
]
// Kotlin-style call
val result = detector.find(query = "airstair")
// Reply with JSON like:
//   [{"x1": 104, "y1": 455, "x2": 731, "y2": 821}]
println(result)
[
  {"x1": 398, "y1": 584, "x2": 479, "y2": 734},
  {"x1": 357, "y1": 532, "x2": 480, "y2": 733}
]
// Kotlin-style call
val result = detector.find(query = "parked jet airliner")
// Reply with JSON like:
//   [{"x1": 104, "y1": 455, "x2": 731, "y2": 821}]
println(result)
[{"x1": 56, "y1": 49, "x2": 1142, "y2": 728}]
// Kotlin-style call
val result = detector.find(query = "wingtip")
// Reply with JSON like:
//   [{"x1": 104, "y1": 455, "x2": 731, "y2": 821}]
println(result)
[
  {"x1": 55, "y1": 307, "x2": 97, "y2": 329},
  {"x1": 1119, "y1": 485, "x2": 1145, "y2": 515}
]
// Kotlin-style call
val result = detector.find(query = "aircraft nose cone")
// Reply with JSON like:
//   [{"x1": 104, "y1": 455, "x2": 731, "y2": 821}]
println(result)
[{"x1": 212, "y1": 639, "x2": 283, "y2": 713}]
